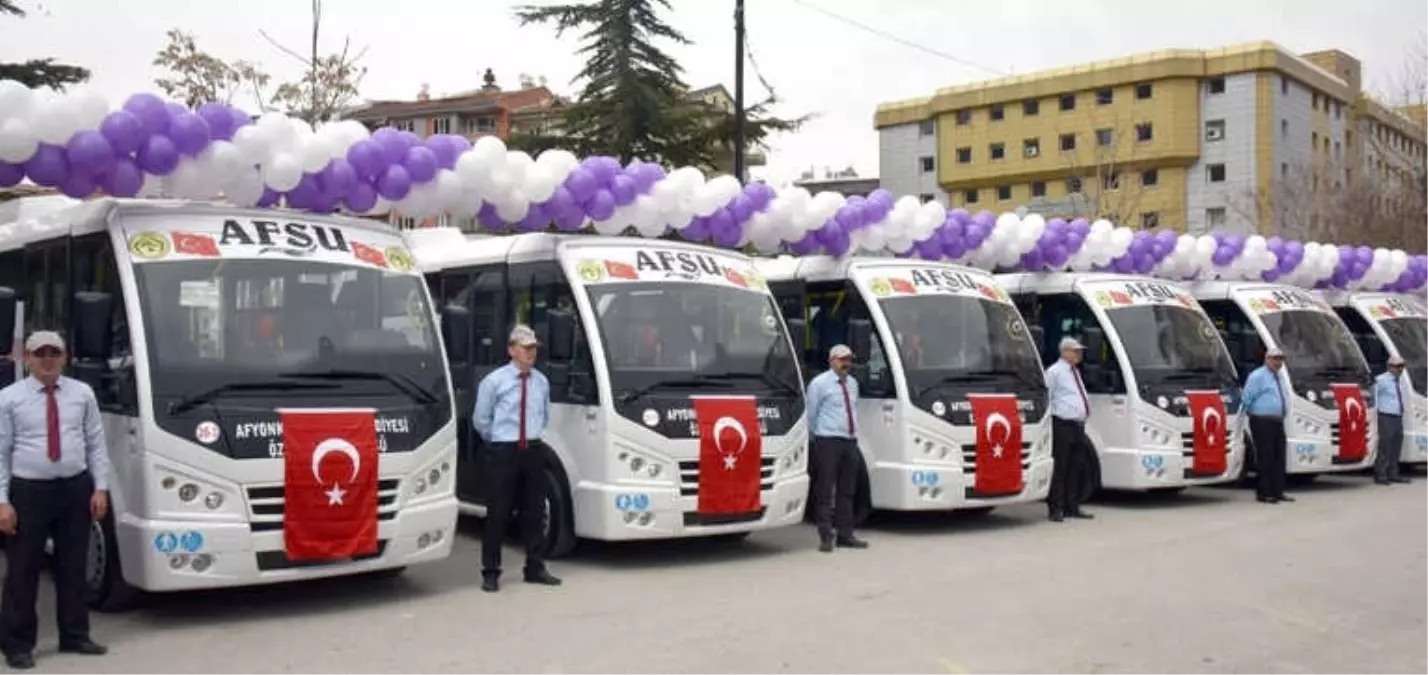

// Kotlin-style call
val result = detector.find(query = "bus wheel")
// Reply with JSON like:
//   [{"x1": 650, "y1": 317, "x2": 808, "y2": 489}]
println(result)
[
  {"x1": 537, "y1": 467, "x2": 578, "y2": 559},
  {"x1": 87, "y1": 513, "x2": 139, "y2": 613}
]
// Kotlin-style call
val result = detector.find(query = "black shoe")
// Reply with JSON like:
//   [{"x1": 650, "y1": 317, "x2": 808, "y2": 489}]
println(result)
[
  {"x1": 481, "y1": 576, "x2": 499, "y2": 593},
  {"x1": 1375, "y1": 478, "x2": 1392, "y2": 485},
  {"x1": 1069, "y1": 510, "x2": 1094, "y2": 519},
  {"x1": 1257, "y1": 496, "x2": 1278, "y2": 504},
  {"x1": 1390, "y1": 477, "x2": 1411, "y2": 484},
  {"x1": 4, "y1": 653, "x2": 33, "y2": 669},
  {"x1": 523, "y1": 569, "x2": 562, "y2": 586},
  {"x1": 1048, "y1": 510, "x2": 1064, "y2": 522},
  {"x1": 58, "y1": 639, "x2": 106, "y2": 655},
  {"x1": 818, "y1": 538, "x2": 834, "y2": 553},
  {"x1": 1276, "y1": 495, "x2": 1296, "y2": 503},
  {"x1": 835, "y1": 536, "x2": 869, "y2": 549}
]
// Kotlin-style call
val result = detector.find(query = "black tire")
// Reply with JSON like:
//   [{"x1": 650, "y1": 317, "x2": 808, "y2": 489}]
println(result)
[
  {"x1": 535, "y1": 467, "x2": 577, "y2": 559},
  {"x1": 87, "y1": 512, "x2": 139, "y2": 613}
]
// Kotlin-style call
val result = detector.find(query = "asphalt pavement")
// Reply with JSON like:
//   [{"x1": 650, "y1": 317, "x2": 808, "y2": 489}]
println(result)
[{"x1": 12, "y1": 472, "x2": 1428, "y2": 674}]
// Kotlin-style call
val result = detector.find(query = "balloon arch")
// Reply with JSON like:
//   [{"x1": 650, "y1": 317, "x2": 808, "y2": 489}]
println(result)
[{"x1": 0, "y1": 80, "x2": 1423, "y2": 293}]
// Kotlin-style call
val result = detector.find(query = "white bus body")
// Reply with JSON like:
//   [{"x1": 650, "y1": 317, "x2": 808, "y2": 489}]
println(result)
[
  {"x1": 0, "y1": 198, "x2": 458, "y2": 610},
  {"x1": 408, "y1": 229, "x2": 809, "y2": 555},
  {"x1": 1190, "y1": 281, "x2": 1376, "y2": 476},
  {"x1": 756, "y1": 256, "x2": 1052, "y2": 517},
  {"x1": 1321, "y1": 290, "x2": 1428, "y2": 465},
  {"x1": 998, "y1": 273, "x2": 1245, "y2": 492}
]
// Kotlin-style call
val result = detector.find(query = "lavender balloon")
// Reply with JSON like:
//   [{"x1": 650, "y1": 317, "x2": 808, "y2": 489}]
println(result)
[
  {"x1": 66, "y1": 131, "x2": 116, "y2": 177},
  {"x1": 59, "y1": 171, "x2": 95, "y2": 199},
  {"x1": 402, "y1": 146, "x2": 439, "y2": 183},
  {"x1": 100, "y1": 111, "x2": 146, "y2": 157},
  {"x1": 23, "y1": 144, "x2": 69, "y2": 187},
  {"x1": 347, "y1": 140, "x2": 387, "y2": 181},
  {"x1": 197, "y1": 103, "x2": 236, "y2": 141},
  {"x1": 377, "y1": 164, "x2": 413, "y2": 201},
  {"x1": 98, "y1": 157, "x2": 143, "y2": 198},
  {"x1": 165, "y1": 112, "x2": 210, "y2": 156},
  {"x1": 136, "y1": 135, "x2": 180, "y2": 176},
  {"x1": 123, "y1": 93, "x2": 172, "y2": 137},
  {"x1": 344, "y1": 182, "x2": 378, "y2": 213},
  {"x1": 610, "y1": 174, "x2": 638, "y2": 206},
  {"x1": 0, "y1": 162, "x2": 22, "y2": 188}
]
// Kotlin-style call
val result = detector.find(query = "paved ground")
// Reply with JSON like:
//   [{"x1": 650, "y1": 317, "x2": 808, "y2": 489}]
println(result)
[{"x1": 12, "y1": 472, "x2": 1427, "y2": 674}]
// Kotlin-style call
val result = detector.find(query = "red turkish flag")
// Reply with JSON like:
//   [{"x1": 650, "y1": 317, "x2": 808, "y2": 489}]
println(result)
[
  {"x1": 1331, "y1": 383, "x2": 1368, "y2": 462},
  {"x1": 351, "y1": 241, "x2": 388, "y2": 268},
  {"x1": 968, "y1": 394, "x2": 1023, "y2": 496},
  {"x1": 693, "y1": 396, "x2": 763, "y2": 515},
  {"x1": 1185, "y1": 390, "x2": 1228, "y2": 475},
  {"x1": 280, "y1": 408, "x2": 380, "y2": 561},
  {"x1": 171, "y1": 231, "x2": 220, "y2": 257}
]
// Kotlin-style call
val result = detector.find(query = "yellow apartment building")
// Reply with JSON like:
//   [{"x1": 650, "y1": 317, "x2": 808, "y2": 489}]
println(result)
[{"x1": 875, "y1": 41, "x2": 1426, "y2": 235}]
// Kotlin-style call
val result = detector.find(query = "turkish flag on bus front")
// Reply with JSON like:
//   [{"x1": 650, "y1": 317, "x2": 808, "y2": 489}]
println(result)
[
  {"x1": 968, "y1": 394, "x2": 1023, "y2": 496},
  {"x1": 693, "y1": 396, "x2": 763, "y2": 515},
  {"x1": 1331, "y1": 383, "x2": 1368, "y2": 462},
  {"x1": 1185, "y1": 390, "x2": 1228, "y2": 475},
  {"x1": 280, "y1": 408, "x2": 381, "y2": 561}
]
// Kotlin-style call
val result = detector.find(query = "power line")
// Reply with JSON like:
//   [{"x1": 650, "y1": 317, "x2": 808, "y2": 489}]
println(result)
[{"x1": 783, "y1": 0, "x2": 1008, "y2": 77}]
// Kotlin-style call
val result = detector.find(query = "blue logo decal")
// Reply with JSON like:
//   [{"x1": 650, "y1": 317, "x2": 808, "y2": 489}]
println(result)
[
  {"x1": 632, "y1": 493, "x2": 650, "y2": 511},
  {"x1": 1416, "y1": 435, "x2": 1427, "y2": 450},
  {"x1": 614, "y1": 494, "x2": 633, "y2": 511},
  {"x1": 179, "y1": 531, "x2": 204, "y2": 553},
  {"x1": 1140, "y1": 455, "x2": 1165, "y2": 470},
  {"x1": 924, "y1": 471, "x2": 939, "y2": 486},
  {"x1": 1294, "y1": 443, "x2": 1316, "y2": 456},
  {"x1": 153, "y1": 532, "x2": 178, "y2": 554},
  {"x1": 911, "y1": 471, "x2": 925, "y2": 486}
]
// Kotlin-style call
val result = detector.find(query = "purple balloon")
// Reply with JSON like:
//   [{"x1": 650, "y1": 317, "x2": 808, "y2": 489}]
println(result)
[
  {"x1": 1045, "y1": 246, "x2": 1069, "y2": 268},
  {"x1": 402, "y1": 146, "x2": 439, "y2": 184},
  {"x1": 517, "y1": 203, "x2": 552, "y2": 232},
  {"x1": 554, "y1": 205, "x2": 585, "y2": 231},
  {"x1": 477, "y1": 202, "x2": 506, "y2": 230},
  {"x1": 943, "y1": 239, "x2": 968, "y2": 259},
  {"x1": 548, "y1": 186, "x2": 578, "y2": 215},
  {"x1": 320, "y1": 159, "x2": 359, "y2": 196},
  {"x1": 787, "y1": 232, "x2": 820, "y2": 256},
  {"x1": 23, "y1": 144, "x2": 69, "y2": 187},
  {"x1": 681, "y1": 217, "x2": 711, "y2": 241},
  {"x1": 253, "y1": 188, "x2": 278, "y2": 208},
  {"x1": 59, "y1": 171, "x2": 95, "y2": 199},
  {"x1": 1021, "y1": 249, "x2": 1045, "y2": 271},
  {"x1": 1355, "y1": 246, "x2": 1373, "y2": 265},
  {"x1": 229, "y1": 107, "x2": 254, "y2": 131},
  {"x1": 629, "y1": 162, "x2": 665, "y2": 193},
  {"x1": 1070, "y1": 218, "x2": 1090, "y2": 236},
  {"x1": 424, "y1": 135, "x2": 460, "y2": 170},
  {"x1": 916, "y1": 238, "x2": 942, "y2": 261},
  {"x1": 815, "y1": 221, "x2": 845, "y2": 247},
  {"x1": 824, "y1": 229, "x2": 851, "y2": 257},
  {"x1": 285, "y1": 175, "x2": 321, "y2": 210},
  {"x1": 565, "y1": 168, "x2": 598, "y2": 204},
  {"x1": 587, "y1": 190, "x2": 617, "y2": 222},
  {"x1": 98, "y1": 157, "x2": 143, "y2": 197},
  {"x1": 1266, "y1": 236, "x2": 1285, "y2": 254},
  {"x1": 1262, "y1": 268, "x2": 1282, "y2": 282},
  {"x1": 376, "y1": 165, "x2": 413, "y2": 201},
  {"x1": 1112, "y1": 256, "x2": 1136, "y2": 273},
  {"x1": 585, "y1": 156, "x2": 621, "y2": 185},
  {"x1": 136, "y1": 135, "x2": 180, "y2": 176},
  {"x1": 343, "y1": 181, "x2": 378, "y2": 213},
  {"x1": 346, "y1": 140, "x2": 386, "y2": 181},
  {"x1": 1064, "y1": 230, "x2": 1086, "y2": 251},
  {"x1": 65, "y1": 131, "x2": 116, "y2": 177},
  {"x1": 0, "y1": 162, "x2": 22, "y2": 188},
  {"x1": 99, "y1": 111, "x2": 146, "y2": 157},
  {"x1": 610, "y1": 174, "x2": 638, "y2": 207},
  {"x1": 196, "y1": 103, "x2": 235, "y2": 141},
  {"x1": 712, "y1": 219, "x2": 742, "y2": 248},
  {"x1": 372, "y1": 127, "x2": 408, "y2": 166},
  {"x1": 123, "y1": 93, "x2": 172, "y2": 137}
]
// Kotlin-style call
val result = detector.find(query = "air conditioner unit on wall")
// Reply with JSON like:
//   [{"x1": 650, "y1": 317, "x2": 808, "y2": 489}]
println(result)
[
  {"x1": 1206, "y1": 127, "x2": 1224, "y2": 141},
  {"x1": 1025, "y1": 146, "x2": 1039, "y2": 157}
]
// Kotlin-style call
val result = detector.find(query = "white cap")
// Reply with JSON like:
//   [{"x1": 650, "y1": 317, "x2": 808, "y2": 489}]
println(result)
[
  {"x1": 1265, "y1": 347, "x2": 1285, "y2": 358},
  {"x1": 1388, "y1": 355, "x2": 1405, "y2": 365},
  {"x1": 508, "y1": 324, "x2": 539, "y2": 347},
  {"x1": 829, "y1": 344, "x2": 853, "y2": 360},
  {"x1": 24, "y1": 331, "x2": 64, "y2": 353},
  {"x1": 1059, "y1": 336, "x2": 1085, "y2": 351}
]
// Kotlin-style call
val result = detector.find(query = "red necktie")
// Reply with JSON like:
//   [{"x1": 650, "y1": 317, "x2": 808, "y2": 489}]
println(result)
[
  {"x1": 1071, "y1": 366, "x2": 1090, "y2": 418},
  {"x1": 45, "y1": 385, "x2": 60, "y2": 462},
  {"x1": 517, "y1": 371, "x2": 529, "y2": 450},
  {"x1": 839, "y1": 377, "x2": 856, "y2": 437}
]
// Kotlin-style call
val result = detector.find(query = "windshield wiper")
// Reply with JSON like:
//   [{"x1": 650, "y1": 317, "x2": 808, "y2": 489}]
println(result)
[
  {"x1": 618, "y1": 376, "x2": 736, "y2": 403},
  {"x1": 695, "y1": 371, "x2": 801, "y2": 397},
  {"x1": 168, "y1": 381, "x2": 339, "y2": 416},
  {"x1": 279, "y1": 369, "x2": 440, "y2": 406}
]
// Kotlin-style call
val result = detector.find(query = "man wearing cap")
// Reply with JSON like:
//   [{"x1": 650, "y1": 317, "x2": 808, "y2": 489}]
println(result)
[
  {"x1": 472, "y1": 325, "x2": 561, "y2": 592},
  {"x1": 1045, "y1": 337, "x2": 1095, "y2": 522},
  {"x1": 1242, "y1": 348, "x2": 1295, "y2": 504},
  {"x1": 0, "y1": 332, "x2": 109, "y2": 669},
  {"x1": 805, "y1": 344, "x2": 868, "y2": 552},
  {"x1": 1372, "y1": 355, "x2": 1411, "y2": 485}
]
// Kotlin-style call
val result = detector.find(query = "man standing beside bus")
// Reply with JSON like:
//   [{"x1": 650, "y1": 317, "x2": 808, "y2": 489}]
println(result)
[
  {"x1": 1372, "y1": 355, "x2": 1411, "y2": 485},
  {"x1": 1045, "y1": 337, "x2": 1094, "y2": 522},
  {"x1": 805, "y1": 344, "x2": 869, "y2": 553},
  {"x1": 0, "y1": 331, "x2": 110, "y2": 669},
  {"x1": 473, "y1": 325, "x2": 562, "y2": 593},
  {"x1": 1242, "y1": 348, "x2": 1295, "y2": 504}
]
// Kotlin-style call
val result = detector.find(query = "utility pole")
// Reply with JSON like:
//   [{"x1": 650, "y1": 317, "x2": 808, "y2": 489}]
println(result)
[{"x1": 733, "y1": 0, "x2": 746, "y2": 183}]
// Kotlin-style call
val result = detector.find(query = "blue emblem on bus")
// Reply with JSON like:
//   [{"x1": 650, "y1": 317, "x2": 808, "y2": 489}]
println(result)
[
  {"x1": 614, "y1": 494, "x2": 633, "y2": 511},
  {"x1": 632, "y1": 494, "x2": 650, "y2": 511},
  {"x1": 1140, "y1": 455, "x2": 1165, "y2": 470},
  {"x1": 179, "y1": 531, "x2": 204, "y2": 553},
  {"x1": 153, "y1": 532, "x2": 178, "y2": 553}
]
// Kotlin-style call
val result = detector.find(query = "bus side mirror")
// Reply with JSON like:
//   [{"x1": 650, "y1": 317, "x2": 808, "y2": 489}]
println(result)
[
  {"x1": 547, "y1": 309, "x2": 576, "y2": 362},
  {"x1": 1359, "y1": 337, "x2": 1387, "y2": 368},
  {"x1": 848, "y1": 318, "x2": 873, "y2": 362},
  {"x1": 0, "y1": 287, "x2": 14, "y2": 357},
  {"x1": 72, "y1": 291, "x2": 115, "y2": 361},
  {"x1": 1082, "y1": 327, "x2": 1106, "y2": 364},
  {"x1": 785, "y1": 318, "x2": 806, "y2": 357},
  {"x1": 1028, "y1": 325, "x2": 1046, "y2": 353},
  {"x1": 440, "y1": 304, "x2": 471, "y2": 366}
]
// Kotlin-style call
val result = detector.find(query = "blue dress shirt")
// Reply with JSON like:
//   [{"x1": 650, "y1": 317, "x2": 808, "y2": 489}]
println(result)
[
  {"x1": 473, "y1": 363, "x2": 550, "y2": 443},
  {"x1": 1374, "y1": 370, "x2": 1406, "y2": 416},
  {"x1": 0, "y1": 376, "x2": 110, "y2": 503},
  {"x1": 806, "y1": 369, "x2": 858, "y2": 439},
  {"x1": 1242, "y1": 365, "x2": 1287, "y2": 417},
  {"x1": 1045, "y1": 360, "x2": 1089, "y2": 422}
]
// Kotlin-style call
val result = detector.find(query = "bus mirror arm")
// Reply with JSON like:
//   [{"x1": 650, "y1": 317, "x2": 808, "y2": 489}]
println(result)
[
  {"x1": 547, "y1": 309, "x2": 576, "y2": 362},
  {"x1": 72, "y1": 291, "x2": 115, "y2": 361},
  {"x1": 848, "y1": 318, "x2": 873, "y2": 362}
]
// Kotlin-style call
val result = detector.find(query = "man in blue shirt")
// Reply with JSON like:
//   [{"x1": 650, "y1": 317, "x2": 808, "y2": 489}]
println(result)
[
  {"x1": 1372, "y1": 355, "x2": 1411, "y2": 485},
  {"x1": 473, "y1": 325, "x2": 561, "y2": 592},
  {"x1": 1242, "y1": 347, "x2": 1295, "y2": 504},
  {"x1": 805, "y1": 344, "x2": 868, "y2": 552},
  {"x1": 1045, "y1": 337, "x2": 1095, "y2": 522}
]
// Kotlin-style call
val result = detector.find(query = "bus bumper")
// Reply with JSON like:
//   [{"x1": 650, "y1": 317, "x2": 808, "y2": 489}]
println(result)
[
  {"x1": 1285, "y1": 437, "x2": 1373, "y2": 474},
  {"x1": 869, "y1": 457, "x2": 1053, "y2": 511},
  {"x1": 572, "y1": 474, "x2": 810, "y2": 541},
  {"x1": 1401, "y1": 432, "x2": 1428, "y2": 464},
  {"x1": 1099, "y1": 446, "x2": 1241, "y2": 490},
  {"x1": 115, "y1": 496, "x2": 458, "y2": 593}
]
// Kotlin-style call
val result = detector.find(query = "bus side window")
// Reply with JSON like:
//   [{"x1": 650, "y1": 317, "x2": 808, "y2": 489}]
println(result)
[
  {"x1": 1199, "y1": 299, "x2": 1259, "y2": 384},
  {"x1": 1333, "y1": 307, "x2": 1387, "y2": 372},
  {"x1": 805, "y1": 281, "x2": 893, "y2": 397},
  {"x1": 508, "y1": 261, "x2": 595, "y2": 404},
  {"x1": 69, "y1": 233, "x2": 136, "y2": 414},
  {"x1": 1036, "y1": 293, "x2": 1121, "y2": 393}
]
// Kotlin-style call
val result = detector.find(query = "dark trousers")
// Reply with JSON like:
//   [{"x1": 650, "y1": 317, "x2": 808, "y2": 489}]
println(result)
[
  {"x1": 811, "y1": 436, "x2": 858, "y2": 541},
  {"x1": 1375, "y1": 414, "x2": 1404, "y2": 481},
  {"x1": 1249, "y1": 415, "x2": 1287, "y2": 500},
  {"x1": 1048, "y1": 418, "x2": 1092, "y2": 515},
  {"x1": 481, "y1": 441, "x2": 548, "y2": 577},
  {"x1": 1, "y1": 472, "x2": 92, "y2": 656}
]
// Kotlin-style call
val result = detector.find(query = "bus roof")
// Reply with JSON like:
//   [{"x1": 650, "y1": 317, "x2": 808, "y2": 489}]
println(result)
[
  {"x1": 404, "y1": 227, "x2": 757, "y2": 272},
  {"x1": 994, "y1": 271, "x2": 1160, "y2": 295},
  {"x1": 752, "y1": 254, "x2": 991, "y2": 284}
]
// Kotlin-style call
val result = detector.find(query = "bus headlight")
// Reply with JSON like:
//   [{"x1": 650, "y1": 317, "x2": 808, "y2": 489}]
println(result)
[
  {"x1": 204, "y1": 492, "x2": 224, "y2": 510},
  {"x1": 410, "y1": 456, "x2": 454, "y2": 499},
  {"x1": 178, "y1": 484, "x2": 200, "y2": 502}
]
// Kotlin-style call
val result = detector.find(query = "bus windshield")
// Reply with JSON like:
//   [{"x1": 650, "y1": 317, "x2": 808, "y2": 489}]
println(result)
[
  {"x1": 1259, "y1": 309, "x2": 1368, "y2": 381},
  {"x1": 1380, "y1": 316, "x2": 1428, "y2": 392},
  {"x1": 1102, "y1": 304, "x2": 1239, "y2": 390},
  {"x1": 877, "y1": 294, "x2": 1045, "y2": 393}
]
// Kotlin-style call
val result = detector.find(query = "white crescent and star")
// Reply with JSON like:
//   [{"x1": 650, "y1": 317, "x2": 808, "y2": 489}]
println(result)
[
  {"x1": 713, "y1": 416, "x2": 749, "y2": 470},
  {"x1": 1201, "y1": 406, "x2": 1223, "y2": 438},
  {"x1": 985, "y1": 412, "x2": 1011, "y2": 458},
  {"x1": 1344, "y1": 397, "x2": 1364, "y2": 432},
  {"x1": 311, "y1": 438, "x2": 362, "y2": 505}
]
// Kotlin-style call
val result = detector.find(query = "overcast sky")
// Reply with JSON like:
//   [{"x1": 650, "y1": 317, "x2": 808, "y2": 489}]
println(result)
[{"x1": 5, "y1": 0, "x2": 1425, "y2": 187}]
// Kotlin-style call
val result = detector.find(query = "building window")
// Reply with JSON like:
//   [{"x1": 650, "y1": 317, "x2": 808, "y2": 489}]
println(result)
[
  {"x1": 432, "y1": 117, "x2": 452, "y2": 135},
  {"x1": 1207, "y1": 163, "x2": 1226, "y2": 182},
  {"x1": 462, "y1": 116, "x2": 497, "y2": 134},
  {"x1": 997, "y1": 185, "x2": 1012, "y2": 201},
  {"x1": 990, "y1": 142, "x2": 1006, "y2": 160},
  {"x1": 965, "y1": 189, "x2": 979, "y2": 204},
  {"x1": 1206, "y1": 207, "x2": 1227, "y2": 227},
  {"x1": 1031, "y1": 181, "x2": 1046, "y2": 197},
  {"x1": 1059, "y1": 94, "x2": 1076, "y2": 111},
  {"x1": 919, "y1": 156, "x2": 935, "y2": 173},
  {"x1": 1106, "y1": 173, "x2": 1120, "y2": 190},
  {"x1": 1096, "y1": 88, "x2": 1114, "y2": 105},
  {"x1": 1334, "y1": 103, "x2": 1341, "y2": 120},
  {"x1": 956, "y1": 110, "x2": 972, "y2": 125},
  {"x1": 919, "y1": 120, "x2": 936, "y2": 136},
  {"x1": 1140, "y1": 212, "x2": 1159, "y2": 229},
  {"x1": 1060, "y1": 133, "x2": 1077, "y2": 151},
  {"x1": 1136, "y1": 122, "x2": 1154, "y2": 142},
  {"x1": 1141, "y1": 169, "x2": 1159, "y2": 187},
  {"x1": 1311, "y1": 131, "x2": 1318, "y2": 150},
  {"x1": 1280, "y1": 119, "x2": 1288, "y2": 138},
  {"x1": 1312, "y1": 92, "x2": 1320, "y2": 111},
  {"x1": 990, "y1": 105, "x2": 1005, "y2": 122},
  {"x1": 956, "y1": 147, "x2": 972, "y2": 164},
  {"x1": 1023, "y1": 138, "x2": 1040, "y2": 157},
  {"x1": 1205, "y1": 119, "x2": 1226, "y2": 141},
  {"x1": 1135, "y1": 83, "x2": 1153, "y2": 100},
  {"x1": 1280, "y1": 162, "x2": 1288, "y2": 178},
  {"x1": 1023, "y1": 100, "x2": 1040, "y2": 116},
  {"x1": 393, "y1": 119, "x2": 416, "y2": 132},
  {"x1": 1280, "y1": 76, "x2": 1289, "y2": 95},
  {"x1": 919, "y1": 193, "x2": 935, "y2": 204},
  {"x1": 1067, "y1": 177, "x2": 1082, "y2": 193},
  {"x1": 1207, "y1": 77, "x2": 1226, "y2": 94}
]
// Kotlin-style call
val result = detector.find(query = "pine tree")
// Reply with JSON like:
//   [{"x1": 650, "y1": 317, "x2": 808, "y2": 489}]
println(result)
[{"x1": 0, "y1": 1, "x2": 90, "y2": 90}]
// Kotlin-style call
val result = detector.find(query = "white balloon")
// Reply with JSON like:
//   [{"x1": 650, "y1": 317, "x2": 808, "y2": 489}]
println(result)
[
  {"x1": 860, "y1": 226, "x2": 887, "y2": 251},
  {"x1": 470, "y1": 135, "x2": 507, "y2": 167},
  {"x1": 536, "y1": 149, "x2": 580, "y2": 175},
  {"x1": 67, "y1": 87, "x2": 109, "y2": 130},
  {"x1": 30, "y1": 93, "x2": 80, "y2": 145},
  {"x1": 224, "y1": 168, "x2": 264, "y2": 207},
  {"x1": 523, "y1": 165, "x2": 559, "y2": 203},
  {"x1": 298, "y1": 138, "x2": 332, "y2": 173},
  {"x1": 433, "y1": 170, "x2": 464, "y2": 211},
  {"x1": 1090, "y1": 219, "x2": 1114, "y2": 237},
  {"x1": 708, "y1": 175, "x2": 744, "y2": 204},
  {"x1": 0, "y1": 118, "x2": 38, "y2": 163},
  {"x1": 1021, "y1": 213, "x2": 1047, "y2": 241},
  {"x1": 1245, "y1": 235, "x2": 1267, "y2": 253},
  {"x1": 231, "y1": 125, "x2": 269, "y2": 167},
  {"x1": 0, "y1": 80, "x2": 35, "y2": 123},
  {"x1": 204, "y1": 141, "x2": 245, "y2": 181},
  {"x1": 495, "y1": 197, "x2": 529, "y2": 223},
  {"x1": 337, "y1": 120, "x2": 371, "y2": 145},
  {"x1": 505, "y1": 150, "x2": 534, "y2": 187},
  {"x1": 886, "y1": 234, "x2": 914, "y2": 254},
  {"x1": 262, "y1": 153, "x2": 303, "y2": 192}
]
